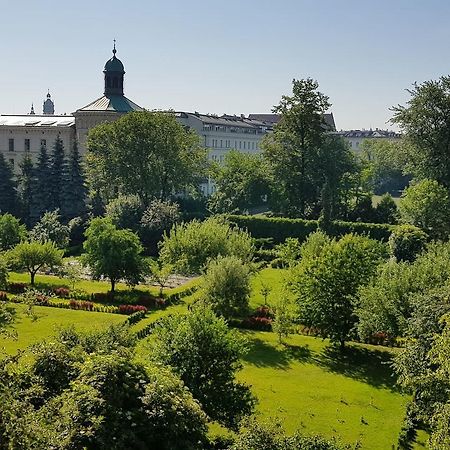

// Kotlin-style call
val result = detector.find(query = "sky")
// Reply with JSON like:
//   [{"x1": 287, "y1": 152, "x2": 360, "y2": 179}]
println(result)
[{"x1": 1, "y1": 0, "x2": 449, "y2": 130}]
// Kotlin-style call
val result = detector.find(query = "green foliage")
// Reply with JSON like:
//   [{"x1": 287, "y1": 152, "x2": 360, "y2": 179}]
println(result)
[
  {"x1": 0, "y1": 326, "x2": 208, "y2": 450},
  {"x1": 272, "y1": 295, "x2": 296, "y2": 344},
  {"x1": 86, "y1": 110, "x2": 208, "y2": 205},
  {"x1": 82, "y1": 217, "x2": 144, "y2": 292},
  {"x1": 7, "y1": 240, "x2": 63, "y2": 285},
  {"x1": 159, "y1": 216, "x2": 254, "y2": 275},
  {"x1": 276, "y1": 238, "x2": 303, "y2": 267},
  {"x1": 357, "y1": 241, "x2": 450, "y2": 341},
  {"x1": 29, "y1": 210, "x2": 70, "y2": 249},
  {"x1": 31, "y1": 143, "x2": 52, "y2": 222},
  {"x1": 48, "y1": 134, "x2": 67, "y2": 212},
  {"x1": 388, "y1": 224, "x2": 427, "y2": 262},
  {"x1": 61, "y1": 140, "x2": 87, "y2": 221},
  {"x1": 0, "y1": 153, "x2": 18, "y2": 215},
  {"x1": 0, "y1": 256, "x2": 8, "y2": 290},
  {"x1": 391, "y1": 76, "x2": 450, "y2": 187},
  {"x1": 202, "y1": 256, "x2": 251, "y2": 318},
  {"x1": 399, "y1": 179, "x2": 450, "y2": 239},
  {"x1": 105, "y1": 194, "x2": 144, "y2": 232},
  {"x1": 0, "y1": 213, "x2": 27, "y2": 250},
  {"x1": 208, "y1": 150, "x2": 271, "y2": 214},
  {"x1": 291, "y1": 234, "x2": 387, "y2": 347},
  {"x1": 139, "y1": 198, "x2": 181, "y2": 252},
  {"x1": 262, "y1": 79, "x2": 356, "y2": 218},
  {"x1": 231, "y1": 418, "x2": 350, "y2": 450},
  {"x1": 151, "y1": 304, "x2": 255, "y2": 429},
  {"x1": 375, "y1": 193, "x2": 399, "y2": 224},
  {"x1": 148, "y1": 258, "x2": 173, "y2": 297},
  {"x1": 17, "y1": 153, "x2": 35, "y2": 227},
  {"x1": 227, "y1": 214, "x2": 394, "y2": 246}
]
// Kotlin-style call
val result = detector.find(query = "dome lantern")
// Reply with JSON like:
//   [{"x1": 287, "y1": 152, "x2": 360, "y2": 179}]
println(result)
[{"x1": 104, "y1": 40, "x2": 125, "y2": 96}]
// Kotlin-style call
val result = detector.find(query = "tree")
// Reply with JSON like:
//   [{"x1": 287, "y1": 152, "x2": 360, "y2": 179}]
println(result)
[
  {"x1": 29, "y1": 210, "x2": 70, "y2": 249},
  {"x1": 0, "y1": 153, "x2": 18, "y2": 215},
  {"x1": 272, "y1": 294, "x2": 296, "y2": 344},
  {"x1": 139, "y1": 198, "x2": 181, "y2": 252},
  {"x1": 388, "y1": 224, "x2": 427, "y2": 262},
  {"x1": 85, "y1": 111, "x2": 208, "y2": 206},
  {"x1": 290, "y1": 234, "x2": 386, "y2": 348},
  {"x1": 391, "y1": 76, "x2": 450, "y2": 188},
  {"x1": 208, "y1": 150, "x2": 271, "y2": 214},
  {"x1": 48, "y1": 134, "x2": 66, "y2": 212},
  {"x1": 105, "y1": 194, "x2": 144, "y2": 233},
  {"x1": 32, "y1": 143, "x2": 52, "y2": 222},
  {"x1": 82, "y1": 218, "x2": 144, "y2": 292},
  {"x1": 7, "y1": 241, "x2": 63, "y2": 285},
  {"x1": 202, "y1": 256, "x2": 251, "y2": 319},
  {"x1": 17, "y1": 153, "x2": 35, "y2": 227},
  {"x1": 148, "y1": 258, "x2": 173, "y2": 297},
  {"x1": 0, "y1": 213, "x2": 27, "y2": 251},
  {"x1": 0, "y1": 255, "x2": 8, "y2": 290},
  {"x1": 0, "y1": 325, "x2": 208, "y2": 450},
  {"x1": 61, "y1": 140, "x2": 87, "y2": 221},
  {"x1": 399, "y1": 179, "x2": 450, "y2": 240},
  {"x1": 151, "y1": 305, "x2": 255, "y2": 429},
  {"x1": 375, "y1": 193, "x2": 399, "y2": 224},
  {"x1": 262, "y1": 78, "x2": 354, "y2": 218},
  {"x1": 159, "y1": 216, "x2": 254, "y2": 275}
]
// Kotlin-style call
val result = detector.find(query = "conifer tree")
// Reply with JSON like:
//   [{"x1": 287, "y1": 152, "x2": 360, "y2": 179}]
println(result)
[
  {"x1": 0, "y1": 154, "x2": 18, "y2": 215},
  {"x1": 32, "y1": 143, "x2": 52, "y2": 222},
  {"x1": 61, "y1": 140, "x2": 87, "y2": 220},
  {"x1": 48, "y1": 134, "x2": 66, "y2": 212},
  {"x1": 18, "y1": 154, "x2": 34, "y2": 227}
]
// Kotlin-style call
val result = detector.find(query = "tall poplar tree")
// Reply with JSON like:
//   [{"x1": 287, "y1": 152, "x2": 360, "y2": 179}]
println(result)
[
  {"x1": 0, "y1": 154, "x2": 18, "y2": 215},
  {"x1": 49, "y1": 134, "x2": 66, "y2": 212},
  {"x1": 61, "y1": 140, "x2": 87, "y2": 220},
  {"x1": 32, "y1": 143, "x2": 52, "y2": 222},
  {"x1": 18, "y1": 154, "x2": 34, "y2": 227}
]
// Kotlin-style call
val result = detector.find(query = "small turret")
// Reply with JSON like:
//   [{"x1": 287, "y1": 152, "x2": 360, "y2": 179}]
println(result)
[
  {"x1": 29, "y1": 103, "x2": 35, "y2": 115},
  {"x1": 43, "y1": 91, "x2": 55, "y2": 115}
]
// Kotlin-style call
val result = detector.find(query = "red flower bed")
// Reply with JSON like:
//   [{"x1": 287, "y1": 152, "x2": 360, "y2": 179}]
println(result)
[
  {"x1": 53, "y1": 287, "x2": 70, "y2": 298},
  {"x1": 254, "y1": 306, "x2": 274, "y2": 319},
  {"x1": 118, "y1": 304, "x2": 147, "y2": 315},
  {"x1": 69, "y1": 300, "x2": 94, "y2": 311},
  {"x1": 242, "y1": 316, "x2": 272, "y2": 331}
]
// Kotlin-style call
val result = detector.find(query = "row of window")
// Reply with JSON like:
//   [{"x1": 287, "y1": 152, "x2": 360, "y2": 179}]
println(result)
[
  {"x1": 7, "y1": 138, "x2": 47, "y2": 152},
  {"x1": 203, "y1": 124, "x2": 263, "y2": 134},
  {"x1": 210, "y1": 139, "x2": 258, "y2": 150}
]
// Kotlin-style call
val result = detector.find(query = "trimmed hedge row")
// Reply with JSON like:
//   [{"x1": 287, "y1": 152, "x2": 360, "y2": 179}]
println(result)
[{"x1": 227, "y1": 215, "x2": 395, "y2": 245}]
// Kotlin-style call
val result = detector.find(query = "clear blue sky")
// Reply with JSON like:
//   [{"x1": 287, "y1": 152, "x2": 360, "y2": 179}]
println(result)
[{"x1": 1, "y1": 0, "x2": 449, "y2": 130}]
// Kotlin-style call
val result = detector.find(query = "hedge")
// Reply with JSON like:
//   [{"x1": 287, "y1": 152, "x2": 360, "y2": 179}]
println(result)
[{"x1": 227, "y1": 215, "x2": 395, "y2": 245}]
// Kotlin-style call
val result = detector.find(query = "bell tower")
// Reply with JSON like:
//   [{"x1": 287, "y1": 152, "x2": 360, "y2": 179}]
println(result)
[{"x1": 104, "y1": 40, "x2": 125, "y2": 96}]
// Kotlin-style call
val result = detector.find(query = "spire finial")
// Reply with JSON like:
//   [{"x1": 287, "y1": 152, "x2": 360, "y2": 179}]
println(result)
[
  {"x1": 113, "y1": 39, "x2": 116, "y2": 56},
  {"x1": 30, "y1": 103, "x2": 35, "y2": 115}
]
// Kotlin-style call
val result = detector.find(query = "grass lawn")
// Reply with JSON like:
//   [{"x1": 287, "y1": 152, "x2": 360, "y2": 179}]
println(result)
[
  {"x1": 8, "y1": 271, "x2": 199, "y2": 297},
  {"x1": 0, "y1": 304, "x2": 126, "y2": 355},
  {"x1": 237, "y1": 331, "x2": 409, "y2": 449},
  {"x1": 250, "y1": 267, "x2": 289, "y2": 310}
]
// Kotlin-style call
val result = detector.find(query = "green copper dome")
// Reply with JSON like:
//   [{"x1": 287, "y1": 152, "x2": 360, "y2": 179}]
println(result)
[{"x1": 104, "y1": 55, "x2": 124, "y2": 73}]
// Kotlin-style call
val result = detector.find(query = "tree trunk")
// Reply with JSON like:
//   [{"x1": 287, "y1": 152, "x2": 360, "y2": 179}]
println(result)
[
  {"x1": 30, "y1": 271, "x2": 36, "y2": 286},
  {"x1": 111, "y1": 279, "x2": 115, "y2": 293}
]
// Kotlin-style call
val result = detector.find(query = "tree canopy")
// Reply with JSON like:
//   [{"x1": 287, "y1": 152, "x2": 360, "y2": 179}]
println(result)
[{"x1": 86, "y1": 111, "x2": 208, "y2": 206}]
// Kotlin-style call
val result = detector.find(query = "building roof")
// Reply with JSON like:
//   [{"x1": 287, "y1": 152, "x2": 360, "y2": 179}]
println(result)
[
  {"x1": 248, "y1": 113, "x2": 336, "y2": 131},
  {"x1": 0, "y1": 115, "x2": 75, "y2": 127},
  {"x1": 76, "y1": 95, "x2": 143, "y2": 113},
  {"x1": 336, "y1": 129, "x2": 401, "y2": 139}
]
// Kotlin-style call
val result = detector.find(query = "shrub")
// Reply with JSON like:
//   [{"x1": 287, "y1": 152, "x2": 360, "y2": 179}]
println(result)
[
  {"x1": 227, "y1": 214, "x2": 394, "y2": 246},
  {"x1": 0, "y1": 213, "x2": 27, "y2": 251},
  {"x1": 159, "y1": 216, "x2": 254, "y2": 275},
  {"x1": 389, "y1": 224, "x2": 427, "y2": 262},
  {"x1": 53, "y1": 287, "x2": 70, "y2": 298},
  {"x1": 118, "y1": 304, "x2": 147, "y2": 315},
  {"x1": 126, "y1": 309, "x2": 147, "y2": 325},
  {"x1": 29, "y1": 210, "x2": 70, "y2": 249},
  {"x1": 69, "y1": 300, "x2": 94, "y2": 311},
  {"x1": 202, "y1": 256, "x2": 251, "y2": 319},
  {"x1": 105, "y1": 194, "x2": 144, "y2": 233},
  {"x1": 8, "y1": 282, "x2": 28, "y2": 294},
  {"x1": 375, "y1": 193, "x2": 399, "y2": 224},
  {"x1": 241, "y1": 316, "x2": 272, "y2": 331},
  {"x1": 0, "y1": 257, "x2": 8, "y2": 290}
]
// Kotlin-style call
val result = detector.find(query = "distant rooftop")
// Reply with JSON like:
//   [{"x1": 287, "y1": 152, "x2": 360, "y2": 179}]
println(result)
[
  {"x1": 76, "y1": 94, "x2": 143, "y2": 113},
  {"x1": 336, "y1": 129, "x2": 401, "y2": 138},
  {"x1": 248, "y1": 113, "x2": 336, "y2": 131},
  {"x1": 0, "y1": 115, "x2": 75, "y2": 127}
]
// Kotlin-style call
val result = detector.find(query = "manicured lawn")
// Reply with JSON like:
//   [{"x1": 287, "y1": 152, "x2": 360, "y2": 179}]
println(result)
[
  {"x1": 0, "y1": 304, "x2": 126, "y2": 355},
  {"x1": 238, "y1": 331, "x2": 409, "y2": 449},
  {"x1": 250, "y1": 267, "x2": 290, "y2": 310},
  {"x1": 8, "y1": 271, "x2": 199, "y2": 297}
]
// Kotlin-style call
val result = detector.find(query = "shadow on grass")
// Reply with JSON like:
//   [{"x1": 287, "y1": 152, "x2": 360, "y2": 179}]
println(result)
[
  {"x1": 242, "y1": 335, "x2": 311, "y2": 369},
  {"x1": 316, "y1": 344, "x2": 399, "y2": 391}
]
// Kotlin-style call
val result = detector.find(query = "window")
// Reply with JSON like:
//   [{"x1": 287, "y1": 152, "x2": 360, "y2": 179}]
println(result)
[
  {"x1": 8, "y1": 139, "x2": 14, "y2": 152},
  {"x1": 40, "y1": 139, "x2": 47, "y2": 148},
  {"x1": 24, "y1": 139, "x2": 30, "y2": 152},
  {"x1": 243, "y1": 142, "x2": 246, "y2": 150},
  {"x1": 239, "y1": 141, "x2": 242, "y2": 149},
  {"x1": 220, "y1": 140, "x2": 222, "y2": 148}
]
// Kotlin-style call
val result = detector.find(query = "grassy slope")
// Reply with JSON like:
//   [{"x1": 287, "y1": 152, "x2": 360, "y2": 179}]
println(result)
[
  {"x1": 239, "y1": 331, "x2": 408, "y2": 449},
  {"x1": 250, "y1": 268, "x2": 289, "y2": 310},
  {"x1": 0, "y1": 304, "x2": 125, "y2": 354}
]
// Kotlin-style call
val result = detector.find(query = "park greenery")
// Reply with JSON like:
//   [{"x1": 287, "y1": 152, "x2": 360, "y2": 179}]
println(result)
[{"x1": 2, "y1": 73, "x2": 450, "y2": 448}]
